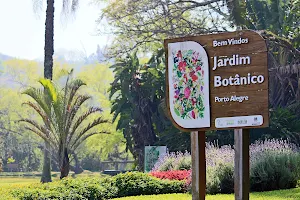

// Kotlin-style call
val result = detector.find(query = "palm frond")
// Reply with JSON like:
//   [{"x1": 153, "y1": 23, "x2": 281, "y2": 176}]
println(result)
[
  {"x1": 67, "y1": 107, "x2": 103, "y2": 143},
  {"x1": 63, "y1": 69, "x2": 74, "y2": 131},
  {"x1": 22, "y1": 102, "x2": 52, "y2": 129},
  {"x1": 67, "y1": 79, "x2": 86, "y2": 106},
  {"x1": 19, "y1": 119, "x2": 59, "y2": 147},
  {"x1": 71, "y1": 131, "x2": 109, "y2": 151},
  {"x1": 22, "y1": 88, "x2": 51, "y2": 116},
  {"x1": 52, "y1": 94, "x2": 65, "y2": 134},
  {"x1": 39, "y1": 78, "x2": 58, "y2": 103},
  {"x1": 22, "y1": 125, "x2": 57, "y2": 150},
  {"x1": 39, "y1": 78, "x2": 63, "y2": 136},
  {"x1": 19, "y1": 118, "x2": 48, "y2": 136},
  {"x1": 65, "y1": 95, "x2": 91, "y2": 134},
  {"x1": 69, "y1": 117, "x2": 109, "y2": 148},
  {"x1": 24, "y1": 126, "x2": 51, "y2": 144}
]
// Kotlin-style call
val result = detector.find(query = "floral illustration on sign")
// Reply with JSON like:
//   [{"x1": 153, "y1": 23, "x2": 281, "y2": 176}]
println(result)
[{"x1": 172, "y1": 49, "x2": 205, "y2": 119}]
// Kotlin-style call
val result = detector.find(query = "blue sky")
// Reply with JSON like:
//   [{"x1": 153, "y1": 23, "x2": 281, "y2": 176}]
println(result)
[{"x1": 0, "y1": 0, "x2": 110, "y2": 60}]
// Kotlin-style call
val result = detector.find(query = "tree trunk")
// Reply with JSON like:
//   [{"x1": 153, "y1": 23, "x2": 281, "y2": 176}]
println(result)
[
  {"x1": 60, "y1": 147, "x2": 70, "y2": 179},
  {"x1": 44, "y1": 0, "x2": 54, "y2": 80},
  {"x1": 41, "y1": 141, "x2": 52, "y2": 183},
  {"x1": 41, "y1": 0, "x2": 55, "y2": 184},
  {"x1": 72, "y1": 152, "x2": 84, "y2": 174}
]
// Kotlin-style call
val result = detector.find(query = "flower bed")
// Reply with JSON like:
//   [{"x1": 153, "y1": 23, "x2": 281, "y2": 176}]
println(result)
[{"x1": 151, "y1": 139, "x2": 300, "y2": 194}]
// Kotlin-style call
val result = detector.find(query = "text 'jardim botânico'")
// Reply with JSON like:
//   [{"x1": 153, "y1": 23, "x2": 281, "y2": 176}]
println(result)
[{"x1": 212, "y1": 38, "x2": 265, "y2": 88}]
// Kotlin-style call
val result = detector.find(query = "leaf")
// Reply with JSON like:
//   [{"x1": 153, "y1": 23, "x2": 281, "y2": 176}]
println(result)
[
  {"x1": 39, "y1": 78, "x2": 57, "y2": 102},
  {"x1": 174, "y1": 108, "x2": 180, "y2": 116}
]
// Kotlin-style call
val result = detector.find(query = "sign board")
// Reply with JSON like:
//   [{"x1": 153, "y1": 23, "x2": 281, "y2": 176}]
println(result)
[
  {"x1": 164, "y1": 30, "x2": 269, "y2": 131},
  {"x1": 144, "y1": 146, "x2": 167, "y2": 172}
]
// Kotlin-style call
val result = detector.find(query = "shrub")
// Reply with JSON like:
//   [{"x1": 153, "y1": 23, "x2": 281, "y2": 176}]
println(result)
[
  {"x1": 152, "y1": 151, "x2": 191, "y2": 172},
  {"x1": 149, "y1": 170, "x2": 191, "y2": 181},
  {"x1": 13, "y1": 177, "x2": 118, "y2": 200},
  {"x1": 112, "y1": 172, "x2": 185, "y2": 197},
  {"x1": 152, "y1": 143, "x2": 234, "y2": 172},
  {"x1": 153, "y1": 139, "x2": 300, "y2": 194},
  {"x1": 215, "y1": 164, "x2": 234, "y2": 194},
  {"x1": 13, "y1": 173, "x2": 185, "y2": 199},
  {"x1": 249, "y1": 139, "x2": 300, "y2": 191},
  {"x1": 206, "y1": 163, "x2": 234, "y2": 194},
  {"x1": 250, "y1": 151, "x2": 300, "y2": 191},
  {"x1": 206, "y1": 167, "x2": 220, "y2": 194}
]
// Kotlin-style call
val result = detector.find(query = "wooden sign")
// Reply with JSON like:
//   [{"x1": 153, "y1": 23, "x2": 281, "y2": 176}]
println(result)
[{"x1": 164, "y1": 30, "x2": 269, "y2": 131}]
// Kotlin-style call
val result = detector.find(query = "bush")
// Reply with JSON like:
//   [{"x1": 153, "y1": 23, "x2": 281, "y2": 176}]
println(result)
[
  {"x1": 149, "y1": 170, "x2": 191, "y2": 181},
  {"x1": 153, "y1": 139, "x2": 300, "y2": 194},
  {"x1": 250, "y1": 151, "x2": 300, "y2": 191},
  {"x1": 206, "y1": 164, "x2": 234, "y2": 194},
  {"x1": 13, "y1": 177, "x2": 117, "y2": 200},
  {"x1": 13, "y1": 172, "x2": 185, "y2": 199},
  {"x1": 215, "y1": 164, "x2": 234, "y2": 194},
  {"x1": 112, "y1": 172, "x2": 185, "y2": 197},
  {"x1": 152, "y1": 151, "x2": 191, "y2": 172}
]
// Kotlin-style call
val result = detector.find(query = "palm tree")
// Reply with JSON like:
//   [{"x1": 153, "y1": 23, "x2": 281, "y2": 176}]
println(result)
[
  {"x1": 33, "y1": 0, "x2": 79, "y2": 183},
  {"x1": 19, "y1": 73, "x2": 109, "y2": 179}
]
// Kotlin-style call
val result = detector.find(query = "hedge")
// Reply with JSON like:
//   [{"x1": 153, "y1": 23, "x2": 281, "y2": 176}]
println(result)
[{"x1": 12, "y1": 172, "x2": 185, "y2": 200}]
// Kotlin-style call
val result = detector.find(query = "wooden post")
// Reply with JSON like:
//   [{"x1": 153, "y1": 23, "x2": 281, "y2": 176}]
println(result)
[
  {"x1": 234, "y1": 129, "x2": 250, "y2": 200},
  {"x1": 191, "y1": 131, "x2": 206, "y2": 200}
]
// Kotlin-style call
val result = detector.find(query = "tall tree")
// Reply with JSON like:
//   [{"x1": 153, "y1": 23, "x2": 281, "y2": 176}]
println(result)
[
  {"x1": 33, "y1": 0, "x2": 79, "y2": 183},
  {"x1": 20, "y1": 73, "x2": 110, "y2": 179},
  {"x1": 226, "y1": 0, "x2": 300, "y2": 107},
  {"x1": 109, "y1": 50, "x2": 168, "y2": 170},
  {"x1": 97, "y1": 0, "x2": 229, "y2": 57}
]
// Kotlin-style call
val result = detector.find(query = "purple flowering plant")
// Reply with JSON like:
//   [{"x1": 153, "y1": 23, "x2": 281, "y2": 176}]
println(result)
[
  {"x1": 151, "y1": 139, "x2": 300, "y2": 193},
  {"x1": 152, "y1": 139, "x2": 298, "y2": 172}
]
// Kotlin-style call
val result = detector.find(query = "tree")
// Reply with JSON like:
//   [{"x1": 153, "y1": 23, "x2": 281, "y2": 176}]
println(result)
[
  {"x1": 33, "y1": 0, "x2": 80, "y2": 182},
  {"x1": 98, "y1": 0, "x2": 229, "y2": 57},
  {"x1": 19, "y1": 72, "x2": 110, "y2": 179},
  {"x1": 109, "y1": 50, "x2": 170, "y2": 170},
  {"x1": 226, "y1": 0, "x2": 300, "y2": 107}
]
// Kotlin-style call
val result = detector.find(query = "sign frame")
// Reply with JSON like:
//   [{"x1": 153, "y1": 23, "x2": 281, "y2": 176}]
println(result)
[{"x1": 164, "y1": 30, "x2": 269, "y2": 132}]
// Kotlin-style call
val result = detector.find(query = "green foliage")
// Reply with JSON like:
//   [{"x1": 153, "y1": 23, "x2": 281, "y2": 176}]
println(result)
[
  {"x1": 13, "y1": 172, "x2": 184, "y2": 200},
  {"x1": 19, "y1": 71, "x2": 110, "y2": 178},
  {"x1": 98, "y1": 0, "x2": 229, "y2": 57},
  {"x1": 153, "y1": 152, "x2": 191, "y2": 172},
  {"x1": 7, "y1": 157, "x2": 15, "y2": 164},
  {"x1": 112, "y1": 172, "x2": 184, "y2": 197},
  {"x1": 0, "y1": 64, "x2": 44, "y2": 172},
  {"x1": 250, "y1": 151, "x2": 300, "y2": 192},
  {"x1": 13, "y1": 177, "x2": 117, "y2": 200},
  {"x1": 206, "y1": 164, "x2": 234, "y2": 195},
  {"x1": 109, "y1": 50, "x2": 166, "y2": 169},
  {"x1": 215, "y1": 164, "x2": 234, "y2": 194},
  {"x1": 227, "y1": 0, "x2": 299, "y2": 47},
  {"x1": 0, "y1": 58, "x2": 126, "y2": 173},
  {"x1": 251, "y1": 107, "x2": 300, "y2": 145}
]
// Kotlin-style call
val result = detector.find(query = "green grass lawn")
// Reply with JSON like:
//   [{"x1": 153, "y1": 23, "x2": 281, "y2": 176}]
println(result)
[
  {"x1": 0, "y1": 172, "x2": 104, "y2": 200},
  {"x1": 0, "y1": 177, "x2": 40, "y2": 186},
  {"x1": 1, "y1": 176, "x2": 300, "y2": 200},
  {"x1": 113, "y1": 188, "x2": 300, "y2": 200},
  {"x1": 0, "y1": 177, "x2": 39, "y2": 200}
]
